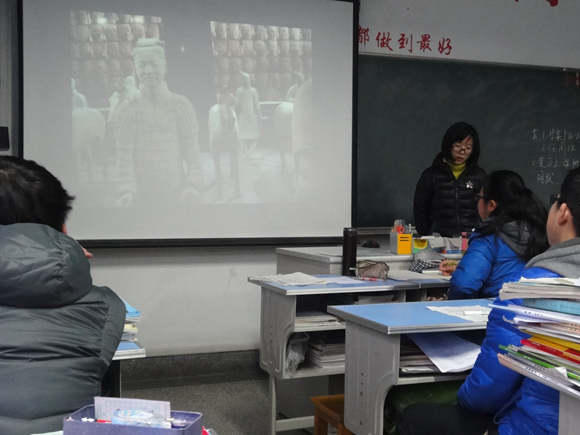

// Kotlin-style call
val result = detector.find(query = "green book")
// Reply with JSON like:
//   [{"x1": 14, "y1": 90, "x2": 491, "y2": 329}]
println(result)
[{"x1": 501, "y1": 345, "x2": 580, "y2": 381}]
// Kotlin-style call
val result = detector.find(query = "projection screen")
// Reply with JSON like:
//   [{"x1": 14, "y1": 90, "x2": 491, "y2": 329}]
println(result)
[{"x1": 21, "y1": 0, "x2": 355, "y2": 244}]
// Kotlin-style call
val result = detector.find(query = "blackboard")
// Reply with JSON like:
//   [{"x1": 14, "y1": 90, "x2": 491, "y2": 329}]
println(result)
[{"x1": 357, "y1": 54, "x2": 580, "y2": 228}]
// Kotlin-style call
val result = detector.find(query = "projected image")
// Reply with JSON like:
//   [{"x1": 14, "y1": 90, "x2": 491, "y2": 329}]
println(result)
[
  {"x1": 209, "y1": 21, "x2": 313, "y2": 203},
  {"x1": 71, "y1": 11, "x2": 195, "y2": 208},
  {"x1": 25, "y1": 0, "x2": 353, "y2": 240},
  {"x1": 69, "y1": 10, "x2": 314, "y2": 207}
]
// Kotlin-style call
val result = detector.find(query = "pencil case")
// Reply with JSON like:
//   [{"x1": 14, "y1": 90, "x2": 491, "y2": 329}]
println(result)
[
  {"x1": 64, "y1": 405, "x2": 203, "y2": 434},
  {"x1": 355, "y1": 260, "x2": 389, "y2": 279}
]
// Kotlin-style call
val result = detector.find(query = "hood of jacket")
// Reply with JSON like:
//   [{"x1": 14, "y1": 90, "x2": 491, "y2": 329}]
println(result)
[
  {"x1": 525, "y1": 237, "x2": 580, "y2": 277},
  {"x1": 497, "y1": 221, "x2": 531, "y2": 259},
  {"x1": 0, "y1": 223, "x2": 92, "y2": 308}
]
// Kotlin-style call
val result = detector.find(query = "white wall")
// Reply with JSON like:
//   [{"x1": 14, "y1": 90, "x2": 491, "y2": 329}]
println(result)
[
  {"x1": 360, "y1": 0, "x2": 579, "y2": 69},
  {"x1": 89, "y1": 245, "x2": 277, "y2": 356}
]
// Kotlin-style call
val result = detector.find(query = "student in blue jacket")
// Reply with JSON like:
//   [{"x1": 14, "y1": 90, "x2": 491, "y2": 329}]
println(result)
[
  {"x1": 445, "y1": 170, "x2": 549, "y2": 299},
  {"x1": 397, "y1": 168, "x2": 580, "y2": 435}
]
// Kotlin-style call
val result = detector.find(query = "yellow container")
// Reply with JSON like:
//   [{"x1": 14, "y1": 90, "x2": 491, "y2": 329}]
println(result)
[
  {"x1": 390, "y1": 233, "x2": 413, "y2": 255},
  {"x1": 412, "y1": 239, "x2": 429, "y2": 253}
]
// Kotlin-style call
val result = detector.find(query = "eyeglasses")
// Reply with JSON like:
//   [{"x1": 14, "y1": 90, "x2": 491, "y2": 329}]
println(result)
[
  {"x1": 474, "y1": 193, "x2": 486, "y2": 202},
  {"x1": 550, "y1": 194, "x2": 560, "y2": 205},
  {"x1": 452, "y1": 144, "x2": 473, "y2": 153}
]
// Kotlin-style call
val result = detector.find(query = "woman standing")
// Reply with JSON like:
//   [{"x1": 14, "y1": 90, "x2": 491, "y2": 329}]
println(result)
[{"x1": 413, "y1": 122, "x2": 486, "y2": 237}]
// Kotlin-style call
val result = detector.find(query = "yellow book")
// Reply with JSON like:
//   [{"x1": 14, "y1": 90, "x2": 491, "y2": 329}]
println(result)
[
  {"x1": 124, "y1": 323, "x2": 138, "y2": 333},
  {"x1": 529, "y1": 333, "x2": 580, "y2": 352}
]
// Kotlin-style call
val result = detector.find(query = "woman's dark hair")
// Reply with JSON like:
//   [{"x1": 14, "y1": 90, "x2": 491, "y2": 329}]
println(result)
[
  {"x1": 441, "y1": 122, "x2": 481, "y2": 164},
  {"x1": 0, "y1": 156, "x2": 74, "y2": 231},
  {"x1": 558, "y1": 167, "x2": 580, "y2": 237},
  {"x1": 479, "y1": 170, "x2": 548, "y2": 261}
]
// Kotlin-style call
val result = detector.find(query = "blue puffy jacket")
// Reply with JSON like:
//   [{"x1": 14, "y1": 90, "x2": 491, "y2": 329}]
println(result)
[
  {"x1": 448, "y1": 233, "x2": 526, "y2": 300},
  {"x1": 457, "y1": 267, "x2": 560, "y2": 435}
]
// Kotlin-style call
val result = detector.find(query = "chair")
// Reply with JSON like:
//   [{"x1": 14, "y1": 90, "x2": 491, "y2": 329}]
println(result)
[{"x1": 310, "y1": 394, "x2": 353, "y2": 435}]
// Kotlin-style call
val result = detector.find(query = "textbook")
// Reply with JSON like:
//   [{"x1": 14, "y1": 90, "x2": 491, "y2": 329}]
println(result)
[
  {"x1": 122, "y1": 299, "x2": 142, "y2": 348},
  {"x1": 124, "y1": 300, "x2": 142, "y2": 323},
  {"x1": 115, "y1": 341, "x2": 146, "y2": 359},
  {"x1": 490, "y1": 303, "x2": 580, "y2": 325},
  {"x1": 498, "y1": 353, "x2": 580, "y2": 398},
  {"x1": 518, "y1": 325, "x2": 580, "y2": 345},
  {"x1": 523, "y1": 298, "x2": 580, "y2": 317},
  {"x1": 521, "y1": 338, "x2": 580, "y2": 366},
  {"x1": 500, "y1": 278, "x2": 580, "y2": 300},
  {"x1": 527, "y1": 332, "x2": 580, "y2": 352},
  {"x1": 501, "y1": 345, "x2": 580, "y2": 384},
  {"x1": 520, "y1": 342, "x2": 580, "y2": 374}
]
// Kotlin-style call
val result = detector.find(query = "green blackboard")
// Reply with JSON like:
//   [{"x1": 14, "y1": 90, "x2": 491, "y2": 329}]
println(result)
[{"x1": 357, "y1": 54, "x2": 580, "y2": 228}]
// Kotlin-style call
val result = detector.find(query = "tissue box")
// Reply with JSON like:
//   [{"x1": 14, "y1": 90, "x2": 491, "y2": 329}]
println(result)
[
  {"x1": 390, "y1": 233, "x2": 412, "y2": 255},
  {"x1": 63, "y1": 405, "x2": 203, "y2": 435}
]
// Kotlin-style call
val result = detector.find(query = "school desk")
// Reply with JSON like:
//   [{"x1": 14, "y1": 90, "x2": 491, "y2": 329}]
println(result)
[{"x1": 328, "y1": 299, "x2": 490, "y2": 435}]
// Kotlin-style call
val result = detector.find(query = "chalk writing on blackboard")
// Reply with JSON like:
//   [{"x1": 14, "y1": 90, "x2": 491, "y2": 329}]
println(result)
[
  {"x1": 531, "y1": 129, "x2": 580, "y2": 184},
  {"x1": 358, "y1": 26, "x2": 452, "y2": 56},
  {"x1": 564, "y1": 73, "x2": 580, "y2": 88}
]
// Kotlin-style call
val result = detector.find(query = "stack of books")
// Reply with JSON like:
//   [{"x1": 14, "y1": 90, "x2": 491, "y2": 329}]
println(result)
[
  {"x1": 500, "y1": 277, "x2": 580, "y2": 299},
  {"x1": 115, "y1": 301, "x2": 145, "y2": 359},
  {"x1": 304, "y1": 331, "x2": 345, "y2": 369},
  {"x1": 495, "y1": 278, "x2": 580, "y2": 396},
  {"x1": 295, "y1": 310, "x2": 344, "y2": 329},
  {"x1": 399, "y1": 339, "x2": 440, "y2": 374}
]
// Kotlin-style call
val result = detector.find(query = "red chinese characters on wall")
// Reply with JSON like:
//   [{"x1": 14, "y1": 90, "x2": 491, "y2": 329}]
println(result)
[
  {"x1": 398, "y1": 33, "x2": 413, "y2": 53},
  {"x1": 376, "y1": 32, "x2": 393, "y2": 51},
  {"x1": 363, "y1": 29, "x2": 452, "y2": 57},
  {"x1": 438, "y1": 38, "x2": 452, "y2": 56},
  {"x1": 359, "y1": 26, "x2": 370, "y2": 46},
  {"x1": 418, "y1": 34, "x2": 432, "y2": 52}
]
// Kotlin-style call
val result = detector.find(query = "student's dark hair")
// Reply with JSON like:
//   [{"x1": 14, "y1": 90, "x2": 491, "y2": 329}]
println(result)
[
  {"x1": 558, "y1": 167, "x2": 580, "y2": 237},
  {"x1": 479, "y1": 170, "x2": 548, "y2": 261},
  {"x1": 440, "y1": 122, "x2": 481, "y2": 164},
  {"x1": 0, "y1": 156, "x2": 74, "y2": 231}
]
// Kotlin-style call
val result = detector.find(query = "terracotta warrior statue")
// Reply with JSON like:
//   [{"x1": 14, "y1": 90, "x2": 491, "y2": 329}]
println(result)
[{"x1": 115, "y1": 38, "x2": 203, "y2": 206}]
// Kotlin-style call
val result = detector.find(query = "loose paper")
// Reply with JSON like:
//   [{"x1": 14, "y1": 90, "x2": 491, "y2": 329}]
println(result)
[{"x1": 407, "y1": 332, "x2": 481, "y2": 373}]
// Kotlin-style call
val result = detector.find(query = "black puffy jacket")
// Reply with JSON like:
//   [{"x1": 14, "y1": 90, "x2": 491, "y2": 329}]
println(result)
[
  {"x1": 0, "y1": 224, "x2": 125, "y2": 435},
  {"x1": 413, "y1": 153, "x2": 486, "y2": 237}
]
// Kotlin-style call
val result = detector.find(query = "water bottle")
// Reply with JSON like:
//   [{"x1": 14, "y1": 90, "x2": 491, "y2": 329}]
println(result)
[{"x1": 342, "y1": 227, "x2": 357, "y2": 276}]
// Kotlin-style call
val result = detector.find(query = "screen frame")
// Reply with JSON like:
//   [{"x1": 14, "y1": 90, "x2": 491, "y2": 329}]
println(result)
[{"x1": 16, "y1": 0, "x2": 358, "y2": 248}]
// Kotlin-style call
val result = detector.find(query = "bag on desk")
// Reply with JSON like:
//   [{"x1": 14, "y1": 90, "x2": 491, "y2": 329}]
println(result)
[
  {"x1": 409, "y1": 249, "x2": 445, "y2": 273},
  {"x1": 355, "y1": 260, "x2": 389, "y2": 280}
]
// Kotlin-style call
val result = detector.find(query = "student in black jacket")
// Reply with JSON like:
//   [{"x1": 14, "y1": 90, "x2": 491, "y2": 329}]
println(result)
[
  {"x1": 0, "y1": 156, "x2": 125, "y2": 435},
  {"x1": 413, "y1": 122, "x2": 487, "y2": 237}
]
